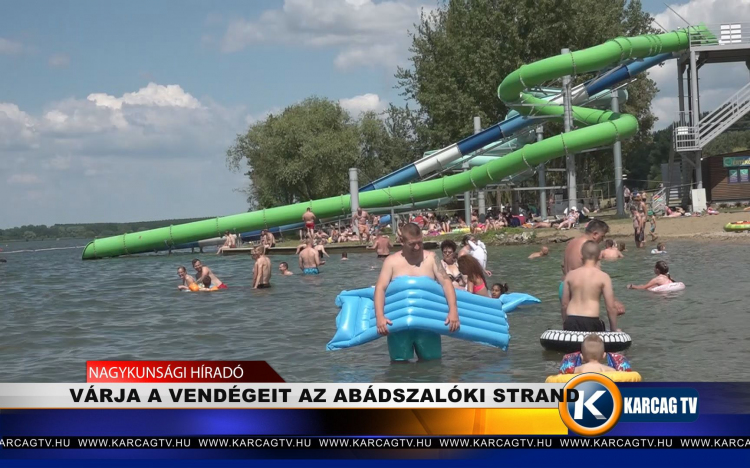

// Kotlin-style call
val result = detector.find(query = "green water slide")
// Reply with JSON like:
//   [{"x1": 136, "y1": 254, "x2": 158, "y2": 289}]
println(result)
[{"x1": 82, "y1": 26, "x2": 711, "y2": 260}]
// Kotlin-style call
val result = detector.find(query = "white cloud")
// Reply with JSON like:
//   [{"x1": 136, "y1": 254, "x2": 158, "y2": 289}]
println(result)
[
  {"x1": 650, "y1": 0, "x2": 750, "y2": 129},
  {"x1": 339, "y1": 93, "x2": 386, "y2": 115},
  {"x1": 7, "y1": 173, "x2": 41, "y2": 185},
  {"x1": 0, "y1": 103, "x2": 38, "y2": 150},
  {"x1": 0, "y1": 37, "x2": 24, "y2": 55},
  {"x1": 43, "y1": 155, "x2": 72, "y2": 171},
  {"x1": 48, "y1": 53, "x2": 70, "y2": 68},
  {"x1": 219, "y1": 0, "x2": 430, "y2": 71}
]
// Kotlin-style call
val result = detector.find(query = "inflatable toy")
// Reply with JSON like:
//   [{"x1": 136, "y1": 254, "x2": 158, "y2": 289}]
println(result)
[
  {"x1": 540, "y1": 330, "x2": 631, "y2": 353},
  {"x1": 648, "y1": 282, "x2": 685, "y2": 293},
  {"x1": 189, "y1": 283, "x2": 200, "y2": 292},
  {"x1": 546, "y1": 372, "x2": 642, "y2": 383},
  {"x1": 650, "y1": 249, "x2": 667, "y2": 254},
  {"x1": 724, "y1": 221, "x2": 750, "y2": 232},
  {"x1": 558, "y1": 351, "x2": 631, "y2": 373},
  {"x1": 327, "y1": 276, "x2": 540, "y2": 360}
]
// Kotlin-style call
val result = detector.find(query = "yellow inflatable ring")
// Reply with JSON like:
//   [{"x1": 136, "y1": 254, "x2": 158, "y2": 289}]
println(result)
[{"x1": 545, "y1": 372, "x2": 642, "y2": 383}]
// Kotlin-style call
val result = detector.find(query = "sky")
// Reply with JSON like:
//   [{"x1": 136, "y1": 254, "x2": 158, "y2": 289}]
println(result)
[{"x1": 1, "y1": 0, "x2": 748, "y2": 227}]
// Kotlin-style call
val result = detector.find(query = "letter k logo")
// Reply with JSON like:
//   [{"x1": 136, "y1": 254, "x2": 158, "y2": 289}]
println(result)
[{"x1": 574, "y1": 390, "x2": 606, "y2": 420}]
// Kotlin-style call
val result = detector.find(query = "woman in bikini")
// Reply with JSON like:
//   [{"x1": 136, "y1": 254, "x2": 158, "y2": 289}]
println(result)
[
  {"x1": 627, "y1": 261, "x2": 675, "y2": 290},
  {"x1": 457, "y1": 255, "x2": 489, "y2": 297},
  {"x1": 440, "y1": 240, "x2": 466, "y2": 291}
]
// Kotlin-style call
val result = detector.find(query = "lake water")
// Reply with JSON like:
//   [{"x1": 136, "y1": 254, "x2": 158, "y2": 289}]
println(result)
[{"x1": 1, "y1": 238, "x2": 746, "y2": 383}]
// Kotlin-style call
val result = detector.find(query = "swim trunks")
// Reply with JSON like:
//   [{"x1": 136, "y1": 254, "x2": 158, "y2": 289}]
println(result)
[
  {"x1": 305, "y1": 222, "x2": 315, "y2": 229},
  {"x1": 217, "y1": 284, "x2": 228, "y2": 289},
  {"x1": 358, "y1": 224, "x2": 368, "y2": 234},
  {"x1": 558, "y1": 281, "x2": 564, "y2": 302},
  {"x1": 257, "y1": 283, "x2": 271, "y2": 289},
  {"x1": 387, "y1": 330, "x2": 442, "y2": 361},
  {"x1": 303, "y1": 267, "x2": 320, "y2": 275},
  {"x1": 563, "y1": 315, "x2": 606, "y2": 332},
  {"x1": 377, "y1": 254, "x2": 388, "y2": 258}
]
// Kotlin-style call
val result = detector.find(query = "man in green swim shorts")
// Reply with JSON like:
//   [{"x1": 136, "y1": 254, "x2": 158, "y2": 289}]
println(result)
[
  {"x1": 298, "y1": 238, "x2": 320, "y2": 275},
  {"x1": 374, "y1": 223, "x2": 459, "y2": 361}
]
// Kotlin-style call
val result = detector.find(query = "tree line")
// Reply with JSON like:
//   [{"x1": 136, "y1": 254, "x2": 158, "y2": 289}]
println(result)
[{"x1": 0, "y1": 219, "x2": 208, "y2": 242}]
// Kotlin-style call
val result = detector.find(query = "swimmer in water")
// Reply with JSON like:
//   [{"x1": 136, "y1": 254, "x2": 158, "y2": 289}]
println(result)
[
  {"x1": 177, "y1": 266, "x2": 198, "y2": 290},
  {"x1": 458, "y1": 255, "x2": 489, "y2": 297},
  {"x1": 374, "y1": 223, "x2": 459, "y2": 336},
  {"x1": 440, "y1": 240, "x2": 466, "y2": 291},
  {"x1": 617, "y1": 242, "x2": 626, "y2": 252},
  {"x1": 298, "y1": 239, "x2": 320, "y2": 275},
  {"x1": 561, "y1": 241, "x2": 624, "y2": 332},
  {"x1": 251, "y1": 247, "x2": 272, "y2": 289},
  {"x1": 278, "y1": 262, "x2": 294, "y2": 276},
  {"x1": 341, "y1": 252, "x2": 348, "y2": 260},
  {"x1": 573, "y1": 334, "x2": 617, "y2": 373},
  {"x1": 193, "y1": 259, "x2": 227, "y2": 289},
  {"x1": 370, "y1": 233, "x2": 393, "y2": 258},
  {"x1": 652, "y1": 242, "x2": 666, "y2": 254},
  {"x1": 627, "y1": 260, "x2": 675, "y2": 290},
  {"x1": 528, "y1": 246, "x2": 549, "y2": 259},
  {"x1": 490, "y1": 283, "x2": 509, "y2": 299},
  {"x1": 599, "y1": 239, "x2": 623, "y2": 261},
  {"x1": 196, "y1": 276, "x2": 219, "y2": 292}
]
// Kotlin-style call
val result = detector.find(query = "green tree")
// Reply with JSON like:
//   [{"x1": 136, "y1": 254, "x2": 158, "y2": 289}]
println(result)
[
  {"x1": 227, "y1": 97, "x2": 423, "y2": 208},
  {"x1": 395, "y1": 0, "x2": 658, "y2": 168}
]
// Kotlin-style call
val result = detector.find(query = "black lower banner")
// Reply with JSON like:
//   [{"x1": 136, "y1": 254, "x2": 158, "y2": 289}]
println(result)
[{"x1": 3, "y1": 437, "x2": 750, "y2": 449}]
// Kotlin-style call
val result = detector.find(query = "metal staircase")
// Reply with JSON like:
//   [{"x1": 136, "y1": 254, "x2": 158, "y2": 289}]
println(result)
[{"x1": 674, "y1": 81, "x2": 750, "y2": 151}]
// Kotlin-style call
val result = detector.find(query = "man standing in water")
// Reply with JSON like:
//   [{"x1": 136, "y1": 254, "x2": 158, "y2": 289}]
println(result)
[
  {"x1": 302, "y1": 208, "x2": 316, "y2": 239},
  {"x1": 251, "y1": 246, "x2": 272, "y2": 289},
  {"x1": 298, "y1": 239, "x2": 321, "y2": 275},
  {"x1": 561, "y1": 241, "x2": 621, "y2": 332},
  {"x1": 354, "y1": 207, "x2": 370, "y2": 244},
  {"x1": 370, "y1": 233, "x2": 393, "y2": 258},
  {"x1": 374, "y1": 223, "x2": 459, "y2": 361},
  {"x1": 193, "y1": 259, "x2": 227, "y2": 289}
]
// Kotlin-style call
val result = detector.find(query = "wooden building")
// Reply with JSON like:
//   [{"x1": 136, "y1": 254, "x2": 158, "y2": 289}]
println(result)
[{"x1": 703, "y1": 150, "x2": 750, "y2": 203}]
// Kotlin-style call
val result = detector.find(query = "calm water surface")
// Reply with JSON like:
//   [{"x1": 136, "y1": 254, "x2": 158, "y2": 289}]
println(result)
[{"x1": 1, "y1": 238, "x2": 747, "y2": 382}]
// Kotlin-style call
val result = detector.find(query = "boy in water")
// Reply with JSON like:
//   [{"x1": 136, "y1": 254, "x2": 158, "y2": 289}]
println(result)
[
  {"x1": 561, "y1": 240, "x2": 623, "y2": 332},
  {"x1": 278, "y1": 262, "x2": 294, "y2": 276},
  {"x1": 528, "y1": 246, "x2": 549, "y2": 259},
  {"x1": 251, "y1": 247, "x2": 272, "y2": 289},
  {"x1": 573, "y1": 334, "x2": 617, "y2": 373},
  {"x1": 599, "y1": 239, "x2": 623, "y2": 261}
]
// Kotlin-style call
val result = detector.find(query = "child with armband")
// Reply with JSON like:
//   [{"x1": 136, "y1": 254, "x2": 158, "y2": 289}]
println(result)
[{"x1": 573, "y1": 334, "x2": 617, "y2": 373}]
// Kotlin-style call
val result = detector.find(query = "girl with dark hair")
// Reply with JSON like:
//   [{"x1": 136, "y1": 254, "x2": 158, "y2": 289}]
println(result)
[
  {"x1": 457, "y1": 255, "x2": 489, "y2": 297},
  {"x1": 627, "y1": 261, "x2": 675, "y2": 290}
]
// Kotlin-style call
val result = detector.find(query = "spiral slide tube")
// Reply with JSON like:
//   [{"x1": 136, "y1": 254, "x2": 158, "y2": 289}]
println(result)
[
  {"x1": 172, "y1": 51, "x2": 675, "y2": 251},
  {"x1": 83, "y1": 27, "x2": 710, "y2": 259}
]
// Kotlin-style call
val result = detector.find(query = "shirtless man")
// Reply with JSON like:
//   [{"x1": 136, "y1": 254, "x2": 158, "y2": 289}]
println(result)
[
  {"x1": 217, "y1": 230, "x2": 237, "y2": 255},
  {"x1": 278, "y1": 262, "x2": 294, "y2": 276},
  {"x1": 263, "y1": 230, "x2": 276, "y2": 249},
  {"x1": 355, "y1": 207, "x2": 370, "y2": 244},
  {"x1": 302, "y1": 208, "x2": 316, "y2": 239},
  {"x1": 370, "y1": 234, "x2": 392, "y2": 258},
  {"x1": 599, "y1": 239, "x2": 623, "y2": 261},
  {"x1": 528, "y1": 246, "x2": 549, "y2": 259},
  {"x1": 192, "y1": 259, "x2": 227, "y2": 289},
  {"x1": 298, "y1": 239, "x2": 321, "y2": 275},
  {"x1": 560, "y1": 219, "x2": 615, "y2": 304},
  {"x1": 177, "y1": 266, "x2": 197, "y2": 290},
  {"x1": 374, "y1": 223, "x2": 459, "y2": 356},
  {"x1": 561, "y1": 241, "x2": 621, "y2": 332},
  {"x1": 250, "y1": 247, "x2": 272, "y2": 289}
]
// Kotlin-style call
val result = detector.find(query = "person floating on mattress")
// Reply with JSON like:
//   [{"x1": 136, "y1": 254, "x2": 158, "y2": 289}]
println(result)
[
  {"x1": 651, "y1": 242, "x2": 667, "y2": 255},
  {"x1": 528, "y1": 246, "x2": 549, "y2": 259},
  {"x1": 298, "y1": 239, "x2": 320, "y2": 275},
  {"x1": 373, "y1": 223, "x2": 459, "y2": 352},
  {"x1": 561, "y1": 241, "x2": 623, "y2": 333},
  {"x1": 457, "y1": 256, "x2": 489, "y2": 297},
  {"x1": 573, "y1": 334, "x2": 617, "y2": 374},
  {"x1": 490, "y1": 283, "x2": 509, "y2": 299},
  {"x1": 627, "y1": 261, "x2": 675, "y2": 290}
]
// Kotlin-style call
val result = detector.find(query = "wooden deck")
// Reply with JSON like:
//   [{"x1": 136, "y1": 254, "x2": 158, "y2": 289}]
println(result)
[{"x1": 220, "y1": 241, "x2": 439, "y2": 256}]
